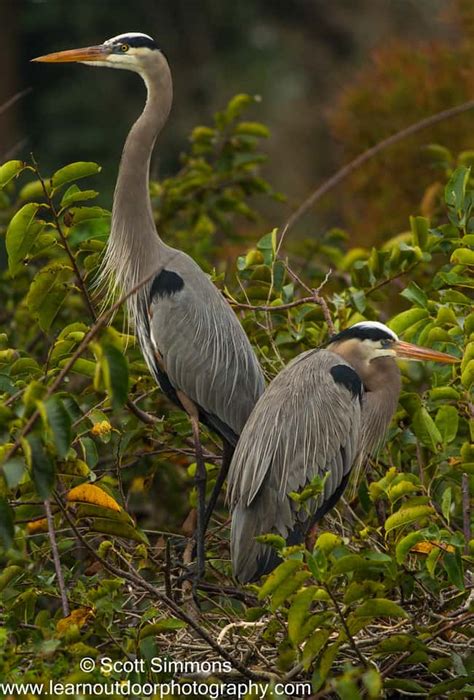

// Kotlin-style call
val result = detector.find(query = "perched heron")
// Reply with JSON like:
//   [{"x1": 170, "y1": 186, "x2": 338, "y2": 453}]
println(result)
[
  {"x1": 33, "y1": 33, "x2": 265, "y2": 575},
  {"x1": 228, "y1": 321, "x2": 458, "y2": 583}
]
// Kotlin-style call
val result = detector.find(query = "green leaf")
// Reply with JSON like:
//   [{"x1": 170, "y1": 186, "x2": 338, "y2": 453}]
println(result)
[
  {"x1": 450, "y1": 248, "x2": 474, "y2": 265},
  {"x1": 409, "y1": 215, "x2": 429, "y2": 248},
  {"x1": 0, "y1": 160, "x2": 24, "y2": 188},
  {"x1": 101, "y1": 344, "x2": 129, "y2": 408},
  {"x1": 396, "y1": 530, "x2": 426, "y2": 563},
  {"x1": 443, "y1": 551, "x2": 465, "y2": 589},
  {"x1": 0, "y1": 565, "x2": 22, "y2": 592},
  {"x1": 26, "y1": 262, "x2": 73, "y2": 331},
  {"x1": 388, "y1": 308, "x2": 429, "y2": 336},
  {"x1": 412, "y1": 407, "x2": 442, "y2": 451},
  {"x1": 52, "y1": 162, "x2": 101, "y2": 188},
  {"x1": 6, "y1": 203, "x2": 41, "y2": 275},
  {"x1": 69, "y1": 206, "x2": 111, "y2": 223},
  {"x1": 270, "y1": 570, "x2": 311, "y2": 611},
  {"x1": 27, "y1": 434, "x2": 55, "y2": 499},
  {"x1": 140, "y1": 619, "x2": 186, "y2": 638},
  {"x1": 235, "y1": 121, "x2": 270, "y2": 138},
  {"x1": 60, "y1": 185, "x2": 99, "y2": 209},
  {"x1": 0, "y1": 497, "x2": 14, "y2": 548},
  {"x1": 258, "y1": 559, "x2": 301, "y2": 599},
  {"x1": 354, "y1": 598, "x2": 407, "y2": 619},
  {"x1": 89, "y1": 517, "x2": 149, "y2": 544},
  {"x1": 445, "y1": 165, "x2": 469, "y2": 209},
  {"x1": 44, "y1": 396, "x2": 72, "y2": 459},
  {"x1": 400, "y1": 281, "x2": 428, "y2": 308},
  {"x1": 319, "y1": 641, "x2": 340, "y2": 680},
  {"x1": 288, "y1": 586, "x2": 316, "y2": 645},
  {"x1": 385, "y1": 505, "x2": 434, "y2": 534},
  {"x1": 302, "y1": 629, "x2": 330, "y2": 670},
  {"x1": 385, "y1": 679, "x2": 427, "y2": 694}
]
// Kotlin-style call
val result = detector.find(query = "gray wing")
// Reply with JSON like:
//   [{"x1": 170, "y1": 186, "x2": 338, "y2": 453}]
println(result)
[
  {"x1": 144, "y1": 252, "x2": 265, "y2": 439},
  {"x1": 228, "y1": 348, "x2": 363, "y2": 582}
]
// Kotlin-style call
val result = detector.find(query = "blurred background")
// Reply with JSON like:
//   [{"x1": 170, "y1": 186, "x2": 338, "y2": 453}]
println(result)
[{"x1": 2, "y1": 0, "x2": 474, "y2": 244}]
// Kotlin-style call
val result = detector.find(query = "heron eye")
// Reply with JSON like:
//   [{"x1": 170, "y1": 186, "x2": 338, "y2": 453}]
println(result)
[
  {"x1": 380, "y1": 339, "x2": 392, "y2": 348},
  {"x1": 120, "y1": 44, "x2": 129, "y2": 52}
]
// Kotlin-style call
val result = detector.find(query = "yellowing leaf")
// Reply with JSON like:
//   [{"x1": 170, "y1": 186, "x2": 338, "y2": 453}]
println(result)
[
  {"x1": 91, "y1": 420, "x2": 112, "y2": 437},
  {"x1": 26, "y1": 518, "x2": 48, "y2": 535},
  {"x1": 412, "y1": 541, "x2": 455, "y2": 555},
  {"x1": 67, "y1": 484, "x2": 121, "y2": 513},
  {"x1": 56, "y1": 607, "x2": 94, "y2": 635}
]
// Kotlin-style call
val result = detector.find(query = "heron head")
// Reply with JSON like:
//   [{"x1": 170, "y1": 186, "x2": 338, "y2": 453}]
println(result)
[
  {"x1": 329, "y1": 321, "x2": 458, "y2": 365},
  {"x1": 32, "y1": 32, "x2": 162, "y2": 72}
]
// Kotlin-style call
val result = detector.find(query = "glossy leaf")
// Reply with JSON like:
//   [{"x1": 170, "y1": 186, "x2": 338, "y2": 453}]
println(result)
[{"x1": 6, "y1": 203, "x2": 41, "y2": 275}]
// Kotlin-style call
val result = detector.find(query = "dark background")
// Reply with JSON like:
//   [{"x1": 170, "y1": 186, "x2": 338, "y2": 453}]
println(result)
[{"x1": 1, "y1": 0, "x2": 467, "y2": 240}]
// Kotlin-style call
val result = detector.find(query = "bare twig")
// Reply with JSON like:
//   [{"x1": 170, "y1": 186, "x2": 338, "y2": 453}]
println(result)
[
  {"x1": 54, "y1": 492, "x2": 264, "y2": 681},
  {"x1": 44, "y1": 498, "x2": 69, "y2": 617},
  {"x1": 0, "y1": 88, "x2": 32, "y2": 117},
  {"x1": 380, "y1": 611, "x2": 473, "y2": 679},
  {"x1": 462, "y1": 473, "x2": 471, "y2": 557},
  {"x1": 323, "y1": 583, "x2": 367, "y2": 668},
  {"x1": 280, "y1": 98, "x2": 474, "y2": 245}
]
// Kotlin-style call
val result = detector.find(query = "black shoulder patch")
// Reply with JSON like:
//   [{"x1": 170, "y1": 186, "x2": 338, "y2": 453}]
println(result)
[
  {"x1": 330, "y1": 364, "x2": 362, "y2": 401},
  {"x1": 150, "y1": 270, "x2": 184, "y2": 300}
]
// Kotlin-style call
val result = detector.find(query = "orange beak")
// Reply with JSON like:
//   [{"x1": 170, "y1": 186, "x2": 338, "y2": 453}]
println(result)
[
  {"x1": 32, "y1": 45, "x2": 112, "y2": 63},
  {"x1": 393, "y1": 340, "x2": 458, "y2": 364}
]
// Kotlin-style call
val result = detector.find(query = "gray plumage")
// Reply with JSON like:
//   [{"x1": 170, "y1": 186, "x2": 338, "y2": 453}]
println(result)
[
  {"x1": 34, "y1": 34, "x2": 266, "y2": 576},
  {"x1": 51, "y1": 33, "x2": 266, "y2": 441},
  {"x1": 228, "y1": 348, "x2": 366, "y2": 583},
  {"x1": 228, "y1": 320, "x2": 456, "y2": 583}
]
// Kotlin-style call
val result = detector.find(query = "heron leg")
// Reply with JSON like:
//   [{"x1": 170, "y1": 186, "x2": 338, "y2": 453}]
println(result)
[
  {"x1": 203, "y1": 440, "x2": 234, "y2": 532},
  {"x1": 189, "y1": 414, "x2": 207, "y2": 581}
]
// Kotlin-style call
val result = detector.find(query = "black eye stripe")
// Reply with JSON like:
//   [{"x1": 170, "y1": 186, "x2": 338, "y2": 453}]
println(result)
[
  {"x1": 329, "y1": 327, "x2": 396, "y2": 343},
  {"x1": 111, "y1": 35, "x2": 158, "y2": 50}
]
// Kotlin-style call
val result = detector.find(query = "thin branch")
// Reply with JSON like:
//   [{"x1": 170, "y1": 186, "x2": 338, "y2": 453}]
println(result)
[
  {"x1": 0, "y1": 88, "x2": 32, "y2": 117},
  {"x1": 44, "y1": 498, "x2": 69, "y2": 617},
  {"x1": 280, "y1": 98, "x2": 474, "y2": 245},
  {"x1": 462, "y1": 473, "x2": 471, "y2": 557},
  {"x1": 31, "y1": 155, "x2": 97, "y2": 321},
  {"x1": 380, "y1": 611, "x2": 473, "y2": 679},
  {"x1": 54, "y1": 492, "x2": 264, "y2": 682},
  {"x1": 323, "y1": 583, "x2": 367, "y2": 668}
]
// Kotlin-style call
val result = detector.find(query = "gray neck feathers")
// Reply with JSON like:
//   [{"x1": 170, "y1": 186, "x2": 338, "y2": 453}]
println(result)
[
  {"x1": 97, "y1": 54, "x2": 173, "y2": 324},
  {"x1": 360, "y1": 357, "x2": 401, "y2": 454}
]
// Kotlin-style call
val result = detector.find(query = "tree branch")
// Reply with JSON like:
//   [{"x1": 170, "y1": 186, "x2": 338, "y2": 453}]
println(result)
[
  {"x1": 280, "y1": 98, "x2": 474, "y2": 245},
  {"x1": 44, "y1": 498, "x2": 69, "y2": 617}
]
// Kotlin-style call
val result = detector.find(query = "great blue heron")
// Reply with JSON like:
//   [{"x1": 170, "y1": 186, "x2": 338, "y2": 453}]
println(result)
[
  {"x1": 228, "y1": 321, "x2": 458, "y2": 583},
  {"x1": 33, "y1": 32, "x2": 265, "y2": 576}
]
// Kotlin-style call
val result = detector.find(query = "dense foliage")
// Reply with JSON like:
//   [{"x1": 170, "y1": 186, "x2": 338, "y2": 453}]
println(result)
[{"x1": 0, "y1": 95, "x2": 472, "y2": 698}]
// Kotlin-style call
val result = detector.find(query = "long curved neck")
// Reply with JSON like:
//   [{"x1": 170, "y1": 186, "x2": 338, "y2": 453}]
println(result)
[
  {"x1": 331, "y1": 340, "x2": 401, "y2": 454},
  {"x1": 113, "y1": 61, "x2": 172, "y2": 240},
  {"x1": 100, "y1": 54, "x2": 173, "y2": 308}
]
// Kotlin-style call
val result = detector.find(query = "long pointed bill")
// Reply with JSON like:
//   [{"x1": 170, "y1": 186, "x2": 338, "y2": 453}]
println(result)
[
  {"x1": 393, "y1": 340, "x2": 458, "y2": 364},
  {"x1": 32, "y1": 45, "x2": 112, "y2": 63}
]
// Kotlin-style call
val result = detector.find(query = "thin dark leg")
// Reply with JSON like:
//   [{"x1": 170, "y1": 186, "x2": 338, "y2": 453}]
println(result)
[
  {"x1": 190, "y1": 415, "x2": 206, "y2": 581},
  {"x1": 203, "y1": 440, "x2": 234, "y2": 532}
]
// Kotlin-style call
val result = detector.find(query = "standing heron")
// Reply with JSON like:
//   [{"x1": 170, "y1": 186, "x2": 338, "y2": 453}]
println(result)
[
  {"x1": 33, "y1": 33, "x2": 265, "y2": 576},
  {"x1": 228, "y1": 321, "x2": 458, "y2": 583}
]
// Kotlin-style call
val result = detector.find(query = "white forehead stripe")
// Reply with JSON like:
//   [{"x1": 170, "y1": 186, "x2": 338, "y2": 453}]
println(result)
[
  {"x1": 104, "y1": 32, "x2": 154, "y2": 45},
  {"x1": 352, "y1": 321, "x2": 398, "y2": 341}
]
